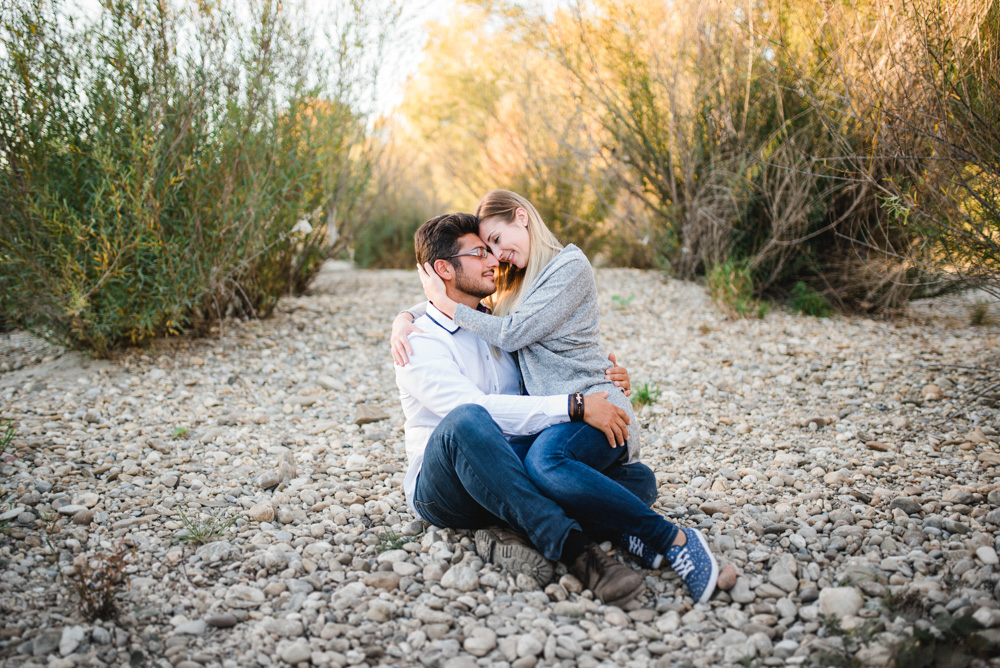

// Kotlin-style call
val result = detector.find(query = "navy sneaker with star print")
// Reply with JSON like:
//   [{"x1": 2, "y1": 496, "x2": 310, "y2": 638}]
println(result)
[{"x1": 666, "y1": 528, "x2": 719, "y2": 604}]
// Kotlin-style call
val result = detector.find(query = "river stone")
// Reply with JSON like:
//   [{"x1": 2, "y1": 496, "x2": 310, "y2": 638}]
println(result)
[
  {"x1": 249, "y1": 501, "x2": 275, "y2": 523},
  {"x1": 464, "y1": 628, "x2": 498, "y2": 657},
  {"x1": 279, "y1": 641, "x2": 311, "y2": 664},
  {"x1": 769, "y1": 555, "x2": 798, "y2": 593},
  {"x1": 976, "y1": 546, "x2": 999, "y2": 565},
  {"x1": 440, "y1": 565, "x2": 479, "y2": 592},
  {"x1": 206, "y1": 614, "x2": 238, "y2": 628},
  {"x1": 819, "y1": 587, "x2": 864, "y2": 618},
  {"x1": 355, "y1": 405, "x2": 389, "y2": 425},
  {"x1": 175, "y1": 621, "x2": 207, "y2": 636},
  {"x1": 59, "y1": 626, "x2": 86, "y2": 656},
  {"x1": 890, "y1": 497, "x2": 922, "y2": 515},
  {"x1": 730, "y1": 577, "x2": 755, "y2": 603},
  {"x1": 225, "y1": 585, "x2": 265, "y2": 609},
  {"x1": 196, "y1": 541, "x2": 238, "y2": 564}
]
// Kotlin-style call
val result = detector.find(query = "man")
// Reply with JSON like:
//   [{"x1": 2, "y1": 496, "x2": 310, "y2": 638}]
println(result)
[{"x1": 394, "y1": 213, "x2": 648, "y2": 605}]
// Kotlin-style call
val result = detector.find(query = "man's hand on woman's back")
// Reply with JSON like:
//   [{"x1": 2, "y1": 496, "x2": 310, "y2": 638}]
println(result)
[{"x1": 583, "y1": 391, "x2": 630, "y2": 448}]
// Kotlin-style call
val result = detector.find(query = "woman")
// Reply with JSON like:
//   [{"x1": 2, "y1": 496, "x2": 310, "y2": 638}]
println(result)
[{"x1": 392, "y1": 190, "x2": 719, "y2": 603}]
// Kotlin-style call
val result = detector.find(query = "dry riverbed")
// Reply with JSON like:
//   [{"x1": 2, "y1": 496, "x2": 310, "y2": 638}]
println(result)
[{"x1": 2, "y1": 263, "x2": 1000, "y2": 667}]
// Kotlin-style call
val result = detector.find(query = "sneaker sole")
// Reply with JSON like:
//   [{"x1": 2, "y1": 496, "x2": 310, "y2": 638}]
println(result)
[
  {"x1": 475, "y1": 529, "x2": 554, "y2": 587},
  {"x1": 688, "y1": 529, "x2": 719, "y2": 604}
]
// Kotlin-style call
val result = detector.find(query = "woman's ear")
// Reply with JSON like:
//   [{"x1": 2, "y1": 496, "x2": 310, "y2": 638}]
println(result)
[{"x1": 515, "y1": 207, "x2": 529, "y2": 227}]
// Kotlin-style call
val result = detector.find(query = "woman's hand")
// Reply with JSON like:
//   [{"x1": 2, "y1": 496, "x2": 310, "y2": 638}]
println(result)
[
  {"x1": 605, "y1": 352, "x2": 631, "y2": 397},
  {"x1": 417, "y1": 262, "x2": 457, "y2": 317},
  {"x1": 582, "y1": 391, "x2": 631, "y2": 448},
  {"x1": 391, "y1": 312, "x2": 424, "y2": 366}
]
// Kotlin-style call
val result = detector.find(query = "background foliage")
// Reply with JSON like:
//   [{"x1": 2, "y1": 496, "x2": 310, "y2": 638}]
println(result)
[
  {"x1": 0, "y1": 0, "x2": 393, "y2": 355},
  {"x1": 372, "y1": 0, "x2": 999, "y2": 313},
  {"x1": 2, "y1": 0, "x2": 997, "y2": 356}
]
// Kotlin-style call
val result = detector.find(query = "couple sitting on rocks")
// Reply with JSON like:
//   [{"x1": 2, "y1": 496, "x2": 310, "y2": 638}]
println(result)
[{"x1": 390, "y1": 190, "x2": 719, "y2": 606}]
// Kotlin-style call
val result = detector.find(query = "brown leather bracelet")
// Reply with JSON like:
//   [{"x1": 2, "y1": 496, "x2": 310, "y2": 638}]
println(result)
[{"x1": 570, "y1": 392, "x2": 585, "y2": 421}]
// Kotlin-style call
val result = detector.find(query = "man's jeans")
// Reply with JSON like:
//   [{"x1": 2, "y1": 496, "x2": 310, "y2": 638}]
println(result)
[
  {"x1": 412, "y1": 405, "x2": 657, "y2": 561},
  {"x1": 413, "y1": 405, "x2": 581, "y2": 561},
  {"x1": 524, "y1": 422, "x2": 680, "y2": 555}
]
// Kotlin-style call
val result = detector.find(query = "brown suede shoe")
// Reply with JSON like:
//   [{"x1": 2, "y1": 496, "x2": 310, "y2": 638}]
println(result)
[
  {"x1": 569, "y1": 542, "x2": 644, "y2": 606},
  {"x1": 475, "y1": 527, "x2": 554, "y2": 587}
]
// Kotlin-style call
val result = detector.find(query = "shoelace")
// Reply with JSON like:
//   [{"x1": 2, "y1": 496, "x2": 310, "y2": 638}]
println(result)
[
  {"x1": 672, "y1": 548, "x2": 696, "y2": 579},
  {"x1": 627, "y1": 535, "x2": 643, "y2": 555}
]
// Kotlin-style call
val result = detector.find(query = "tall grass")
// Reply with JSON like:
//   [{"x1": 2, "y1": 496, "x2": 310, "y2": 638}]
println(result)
[{"x1": 0, "y1": 0, "x2": 387, "y2": 355}]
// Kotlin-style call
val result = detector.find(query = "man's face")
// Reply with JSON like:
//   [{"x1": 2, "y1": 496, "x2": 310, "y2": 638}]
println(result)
[{"x1": 450, "y1": 233, "x2": 499, "y2": 300}]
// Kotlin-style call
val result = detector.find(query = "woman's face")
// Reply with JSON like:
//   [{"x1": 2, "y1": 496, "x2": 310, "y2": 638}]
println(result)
[{"x1": 479, "y1": 209, "x2": 531, "y2": 269}]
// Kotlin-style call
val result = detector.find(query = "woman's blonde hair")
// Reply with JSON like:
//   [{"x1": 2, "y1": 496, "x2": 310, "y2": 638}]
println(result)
[{"x1": 475, "y1": 190, "x2": 563, "y2": 318}]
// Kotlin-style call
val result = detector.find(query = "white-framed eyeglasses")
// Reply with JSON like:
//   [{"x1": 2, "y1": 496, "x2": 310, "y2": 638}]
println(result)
[{"x1": 450, "y1": 247, "x2": 492, "y2": 259}]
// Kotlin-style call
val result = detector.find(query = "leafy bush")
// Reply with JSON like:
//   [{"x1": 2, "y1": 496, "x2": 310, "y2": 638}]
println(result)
[
  {"x1": 0, "y1": 0, "x2": 382, "y2": 355},
  {"x1": 404, "y1": 0, "x2": 998, "y2": 311},
  {"x1": 790, "y1": 282, "x2": 833, "y2": 317}
]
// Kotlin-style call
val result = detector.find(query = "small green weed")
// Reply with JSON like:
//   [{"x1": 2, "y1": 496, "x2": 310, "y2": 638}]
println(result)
[
  {"x1": 0, "y1": 418, "x2": 14, "y2": 457},
  {"x1": 737, "y1": 655, "x2": 760, "y2": 668},
  {"x1": 376, "y1": 528, "x2": 407, "y2": 553},
  {"x1": 67, "y1": 539, "x2": 134, "y2": 620},
  {"x1": 892, "y1": 613, "x2": 991, "y2": 668},
  {"x1": 631, "y1": 383, "x2": 661, "y2": 408},
  {"x1": 0, "y1": 488, "x2": 16, "y2": 535},
  {"x1": 173, "y1": 507, "x2": 240, "y2": 545},
  {"x1": 706, "y1": 260, "x2": 768, "y2": 319},
  {"x1": 790, "y1": 281, "x2": 833, "y2": 317},
  {"x1": 172, "y1": 425, "x2": 189, "y2": 438},
  {"x1": 968, "y1": 301, "x2": 992, "y2": 326},
  {"x1": 611, "y1": 294, "x2": 635, "y2": 309},
  {"x1": 813, "y1": 614, "x2": 880, "y2": 667}
]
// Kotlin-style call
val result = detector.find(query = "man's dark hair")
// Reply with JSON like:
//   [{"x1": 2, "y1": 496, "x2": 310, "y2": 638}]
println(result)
[{"x1": 414, "y1": 213, "x2": 480, "y2": 267}]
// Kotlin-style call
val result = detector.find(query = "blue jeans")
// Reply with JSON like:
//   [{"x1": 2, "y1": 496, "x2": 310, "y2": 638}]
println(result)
[
  {"x1": 413, "y1": 404, "x2": 583, "y2": 561},
  {"x1": 524, "y1": 422, "x2": 679, "y2": 555}
]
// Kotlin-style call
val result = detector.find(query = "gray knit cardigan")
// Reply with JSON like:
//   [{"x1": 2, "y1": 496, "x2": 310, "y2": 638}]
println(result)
[{"x1": 452, "y1": 244, "x2": 640, "y2": 461}]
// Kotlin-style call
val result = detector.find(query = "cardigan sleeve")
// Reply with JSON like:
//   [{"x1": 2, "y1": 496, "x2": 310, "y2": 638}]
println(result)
[
  {"x1": 453, "y1": 255, "x2": 592, "y2": 352},
  {"x1": 400, "y1": 301, "x2": 427, "y2": 320}
]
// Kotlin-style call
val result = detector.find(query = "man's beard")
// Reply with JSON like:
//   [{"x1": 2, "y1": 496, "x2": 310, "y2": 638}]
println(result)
[{"x1": 453, "y1": 263, "x2": 496, "y2": 300}]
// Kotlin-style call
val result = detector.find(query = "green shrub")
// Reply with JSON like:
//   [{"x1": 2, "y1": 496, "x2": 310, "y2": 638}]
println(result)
[
  {"x1": 789, "y1": 282, "x2": 833, "y2": 317},
  {"x1": 707, "y1": 260, "x2": 768, "y2": 319},
  {"x1": 0, "y1": 0, "x2": 379, "y2": 356}
]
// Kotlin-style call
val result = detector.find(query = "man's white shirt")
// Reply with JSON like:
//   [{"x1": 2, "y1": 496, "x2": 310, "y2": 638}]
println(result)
[{"x1": 394, "y1": 302, "x2": 568, "y2": 515}]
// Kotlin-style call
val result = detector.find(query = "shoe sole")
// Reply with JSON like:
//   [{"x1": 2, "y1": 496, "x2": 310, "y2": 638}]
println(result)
[
  {"x1": 688, "y1": 529, "x2": 719, "y2": 604},
  {"x1": 475, "y1": 529, "x2": 554, "y2": 587}
]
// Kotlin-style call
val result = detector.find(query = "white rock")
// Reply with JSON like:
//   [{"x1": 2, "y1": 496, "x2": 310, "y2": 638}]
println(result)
[
  {"x1": 463, "y1": 627, "x2": 498, "y2": 657},
  {"x1": 279, "y1": 640, "x2": 311, "y2": 664},
  {"x1": 975, "y1": 545, "x2": 999, "y2": 565},
  {"x1": 175, "y1": 620, "x2": 207, "y2": 635},
  {"x1": 59, "y1": 626, "x2": 86, "y2": 656},
  {"x1": 440, "y1": 565, "x2": 479, "y2": 592},
  {"x1": 819, "y1": 587, "x2": 863, "y2": 618}
]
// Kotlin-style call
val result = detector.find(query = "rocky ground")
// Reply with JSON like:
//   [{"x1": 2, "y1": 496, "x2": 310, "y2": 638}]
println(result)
[{"x1": 1, "y1": 263, "x2": 1000, "y2": 668}]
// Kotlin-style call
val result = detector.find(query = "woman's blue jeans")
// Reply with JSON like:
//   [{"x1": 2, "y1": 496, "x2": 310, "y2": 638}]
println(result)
[{"x1": 524, "y1": 422, "x2": 679, "y2": 555}]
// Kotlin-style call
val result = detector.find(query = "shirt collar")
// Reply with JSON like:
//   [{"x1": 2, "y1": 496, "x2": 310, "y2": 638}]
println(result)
[
  {"x1": 425, "y1": 302, "x2": 459, "y2": 334},
  {"x1": 424, "y1": 300, "x2": 492, "y2": 335}
]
